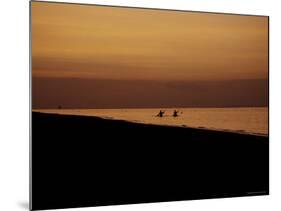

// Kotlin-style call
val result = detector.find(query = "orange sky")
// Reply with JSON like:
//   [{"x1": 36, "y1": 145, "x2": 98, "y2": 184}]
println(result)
[{"x1": 32, "y1": 1, "x2": 268, "y2": 81}]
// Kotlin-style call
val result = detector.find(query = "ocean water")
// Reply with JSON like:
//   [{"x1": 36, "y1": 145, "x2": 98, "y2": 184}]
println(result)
[{"x1": 34, "y1": 107, "x2": 268, "y2": 136}]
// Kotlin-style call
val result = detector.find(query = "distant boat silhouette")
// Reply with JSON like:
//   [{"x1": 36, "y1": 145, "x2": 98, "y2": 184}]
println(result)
[
  {"x1": 173, "y1": 110, "x2": 179, "y2": 117},
  {"x1": 157, "y1": 110, "x2": 165, "y2": 117}
]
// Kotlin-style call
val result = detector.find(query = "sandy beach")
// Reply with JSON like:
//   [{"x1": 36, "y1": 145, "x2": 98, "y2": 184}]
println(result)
[{"x1": 32, "y1": 111, "x2": 269, "y2": 210}]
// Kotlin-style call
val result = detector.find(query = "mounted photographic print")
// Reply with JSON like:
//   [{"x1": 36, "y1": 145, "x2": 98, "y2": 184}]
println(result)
[{"x1": 30, "y1": 1, "x2": 269, "y2": 210}]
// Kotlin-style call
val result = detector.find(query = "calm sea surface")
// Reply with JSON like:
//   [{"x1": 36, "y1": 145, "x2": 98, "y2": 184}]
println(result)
[{"x1": 34, "y1": 107, "x2": 268, "y2": 136}]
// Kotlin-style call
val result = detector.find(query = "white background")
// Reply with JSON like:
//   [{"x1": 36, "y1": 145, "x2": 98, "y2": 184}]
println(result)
[{"x1": 0, "y1": 0, "x2": 280, "y2": 210}]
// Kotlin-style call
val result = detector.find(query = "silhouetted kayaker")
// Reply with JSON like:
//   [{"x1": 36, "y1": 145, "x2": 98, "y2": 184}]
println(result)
[
  {"x1": 157, "y1": 110, "x2": 165, "y2": 117},
  {"x1": 173, "y1": 110, "x2": 179, "y2": 117}
]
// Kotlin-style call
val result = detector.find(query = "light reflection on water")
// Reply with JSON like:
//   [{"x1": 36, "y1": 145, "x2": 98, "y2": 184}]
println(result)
[{"x1": 33, "y1": 107, "x2": 268, "y2": 136}]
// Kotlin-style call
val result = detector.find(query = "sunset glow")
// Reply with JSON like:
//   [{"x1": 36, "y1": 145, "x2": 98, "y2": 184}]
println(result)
[{"x1": 32, "y1": 2, "x2": 268, "y2": 81}]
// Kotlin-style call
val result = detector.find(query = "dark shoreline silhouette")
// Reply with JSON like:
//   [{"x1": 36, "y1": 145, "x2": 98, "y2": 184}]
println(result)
[{"x1": 32, "y1": 112, "x2": 269, "y2": 210}]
